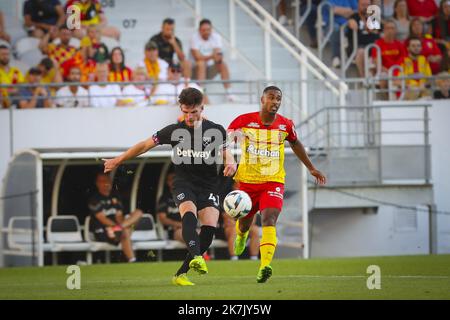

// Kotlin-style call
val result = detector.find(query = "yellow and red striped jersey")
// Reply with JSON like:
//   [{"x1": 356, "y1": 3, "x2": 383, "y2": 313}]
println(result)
[
  {"x1": 228, "y1": 112, "x2": 297, "y2": 184},
  {"x1": 108, "y1": 67, "x2": 132, "y2": 82}
]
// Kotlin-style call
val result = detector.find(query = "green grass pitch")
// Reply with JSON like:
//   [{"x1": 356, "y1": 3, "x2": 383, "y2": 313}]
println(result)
[{"x1": 0, "y1": 255, "x2": 449, "y2": 299}]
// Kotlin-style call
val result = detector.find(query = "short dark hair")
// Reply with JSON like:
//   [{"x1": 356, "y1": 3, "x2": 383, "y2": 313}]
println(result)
[
  {"x1": 163, "y1": 18, "x2": 175, "y2": 25},
  {"x1": 28, "y1": 67, "x2": 42, "y2": 76},
  {"x1": 263, "y1": 86, "x2": 282, "y2": 95},
  {"x1": 199, "y1": 19, "x2": 211, "y2": 27},
  {"x1": 178, "y1": 87, "x2": 203, "y2": 106},
  {"x1": 39, "y1": 57, "x2": 54, "y2": 71},
  {"x1": 406, "y1": 35, "x2": 422, "y2": 47},
  {"x1": 96, "y1": 171, "x2": 110, "y2": 180}
]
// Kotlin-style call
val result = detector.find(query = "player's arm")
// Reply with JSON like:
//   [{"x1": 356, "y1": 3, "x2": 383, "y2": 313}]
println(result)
[
  {"x1": 223, "y1": 148, "x2": 236, "y2": 177},
  {"x1": 289, "y1": 139, "x2": 326, "y2": 185},
  {"x1": 115, "y1": 210, "x2": 124, "y2": 225},
  {"x1": 103, "y1": 137, "x2": 157, "y2": 173},
  {"x1": 157, "y1": 212, "x2": 182, "y2": 229},
  {"x1": 94, "y1": 212, "x2": 117, "y2": 227}
]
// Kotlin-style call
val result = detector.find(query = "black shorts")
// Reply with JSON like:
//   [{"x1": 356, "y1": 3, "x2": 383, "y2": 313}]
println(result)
[
  {"x1": 172, "y1": 180, "x2": 220, "y2": 211},
  {"x1": 92, "y1": 216, "x2": 121, "y2": 245},
  {"x1": 93, "y1": 228, "x2": 121, "y2": 245}
]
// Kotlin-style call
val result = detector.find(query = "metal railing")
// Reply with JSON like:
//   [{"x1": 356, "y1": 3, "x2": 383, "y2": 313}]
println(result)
[
  {"x1": 299, "y1": 104, "x2": 432, "y2": 184},
  {"x1": 317, "y1": 1, "x2": 334, "y2": 61},
  {"x1": 364, "y1": 43, "x2": 382, "y2": 79},
  {"x1": 340, "y1": 20, "x2": 357, "y2": 78},
  {"x1": 1, "y1": 75, "x2": 448, "y2": 113},
  {"x1": 294, "y1": 0, "x2": 311, "y2": 40}
]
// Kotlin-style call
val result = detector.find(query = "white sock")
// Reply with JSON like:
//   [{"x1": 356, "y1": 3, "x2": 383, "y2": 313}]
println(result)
[
  {"x1": 128, "y1": 257, "x2": 136, "y2": 263},
  {"x1": 230, "y1": 256, "x2": 239, "y2": 261},
  {"x1": 250, "y1": 256, "x2": 258, "y2": 261}
]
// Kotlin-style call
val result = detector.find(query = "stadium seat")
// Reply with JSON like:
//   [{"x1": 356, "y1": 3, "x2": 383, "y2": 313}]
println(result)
[
  {"x1": 101, "y1": 36, "x2": 120, "y2": 52},
  {"x1": 14, "y1": 37, "x2": 40, "y2": 58},
  {"x1": 7, "y1": 217, "x2": 52, "y2": 252},
  {"x1": 46, "y1": 215, "x2": 92, "y2": 265},
  {"x1": 130, "y1": 214, "x2": 167, "y2": 261},
  {"x1": 18, "y1": 49, "x2": 45, "y2": 69},
  {"x1": 83, "y1": 216, "x2": 122, "y2": 263}
]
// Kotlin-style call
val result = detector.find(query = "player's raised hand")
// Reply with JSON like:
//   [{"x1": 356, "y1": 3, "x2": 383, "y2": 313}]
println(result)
[
  {"x1": 310, "y1": 168, "x2": 326, "y2": 185},
  {"x1": 223, "y1": 163, "x2": 237, "y2": 177},
  {"x1": 102, "y1": 158, "x2": 121, "y2": 173}
]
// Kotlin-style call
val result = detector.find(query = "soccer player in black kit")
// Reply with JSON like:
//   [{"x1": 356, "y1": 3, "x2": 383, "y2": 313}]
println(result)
[{"x1": 103, "y1": 87, "x2": 236, "y2": 286}]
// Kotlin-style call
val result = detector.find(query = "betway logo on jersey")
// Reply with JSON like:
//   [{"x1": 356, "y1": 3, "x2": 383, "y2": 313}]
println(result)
[
  {"x1": 246, "y1": 144, "x2": 280, "y2": 157},
  {"x1": 175, "y1": 147, "x2": 211, "y2": 159}
]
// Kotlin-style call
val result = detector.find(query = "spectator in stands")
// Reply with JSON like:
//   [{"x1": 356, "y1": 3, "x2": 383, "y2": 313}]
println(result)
[
  {"x1": 409, "y1": 17, "x2": 443, "y2": 73},
  {"x1": 88, "y1": 172, "x2": 143, "y2": 263},
  {"x1": 121, "y1": 67, "x2": 151, "y2": 107},
  {"x1": 190, "y1": 19, "x2": 238, "y2": 102},
  {"x1": 139, "y1": 41, "x2": 169, "y2": 82},
  {"x1": 440, "y1": 41, "x2": 450, "y2": 71},
  {"x1": 39, "y1": 25, "x2": 78, "y2": 67},
  {"x1": 276, "y1": 0, "x2": 290, "y2": 26},
  {"x1": 400, "y1": 36, "x2": 432, "y2": 99},
  {"x1": 149, "y1": 18, "x2": 192, "y2": 80},
  {"x1": 65, "y1": 0, "x2": 120, "y2": 40},
  {"x1": 81, "y1": 24, "x2": 109, "y2": 64},
  {"x1": 325, "y1": 0, "x2": 358, "y2": 68},
  {"x1": 347, "y1": 0, "x2": 381, "y2": 77},
  {"x1": 0, "y1": 45, "x2": 25, "y2": 108},
  {"x1": 108, "y1": 47, "x2": 132, "y2": 83},
  {"x1": 151, "y1": 62, "x2": 205, "y2": 105},
  {"x1": 38, "y1": 57, "x2": 63, "y2": 95},
  {"x1": 55, "y1": 66, "x2": 89, "y2": 107},
  {"x1": 406, "y1": 0, "x2": 438, "y2": 24},
  {"x1": 392, "y1": 0, "x2": 411, "y2": 41},
  {"x1": 23, "y1": 0, "x2": 65, "y2": 39},
  {"x1": 433, "y1": 0, "x2": 450, "y2": 47},
  {"x1": 60, "y1": 50, "x2": 97, "y2": 82},
  {"x1": 156, "y1": 172, "x2": 183, "y2": 244},
  {"x1": 16, "y1": 67, "x2": 53, "y2": 109},
  {"x1": 0, "y1": 11, "x2": 11, "y2": 43},
  {"x1": 88, "y1": 63, "x2": 126, "y2": 108},
  {"x1": 433, "y1": 71, "x2": 450, "y2": 98},
  {"x1": 372, "y1": 19, "x2": 407, "y2": 74}
]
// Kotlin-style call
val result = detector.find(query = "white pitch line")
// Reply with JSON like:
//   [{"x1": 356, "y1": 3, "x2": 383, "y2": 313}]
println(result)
[{"x1": 219, "y1": 275, "x2": 450, "y2": 279}]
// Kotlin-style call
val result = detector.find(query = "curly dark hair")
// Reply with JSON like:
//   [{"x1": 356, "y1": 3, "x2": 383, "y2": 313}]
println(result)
[{"x1": 178, "y1": 87, "x2": 203, "y2": 107}]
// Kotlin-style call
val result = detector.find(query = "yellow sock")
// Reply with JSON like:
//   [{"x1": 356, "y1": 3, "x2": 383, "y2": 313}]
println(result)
[
  {"x1": 260, "y1": 226, "x2": 277, "y2": 268},
  {"x1": 235, "y1": 219, "x2": 247, "y2": 237}
]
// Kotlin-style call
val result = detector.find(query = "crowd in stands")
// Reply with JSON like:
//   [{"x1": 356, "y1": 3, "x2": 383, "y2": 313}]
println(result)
[
  {"x1": 346, "y1": 0, "x2": 448, "y2": 98},
  {"x1": 277, "y1": 0, "x2": 449, "y2": 99},
  {"x1": 1, "y1": 0, "x2": 449, "y2": 106},
  {"x1": 0, "y1": 0, "x2": 238, "y2": 109}
]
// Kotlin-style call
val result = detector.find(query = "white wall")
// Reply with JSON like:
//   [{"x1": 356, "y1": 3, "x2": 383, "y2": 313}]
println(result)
[
  {"x1": 311, "y1": 206, "x2": 430, "y2": 257},
  {"x1": 429, "y1": 101, "x2": 450, "y2": 253},
  {"x1": 375, "y1": 100, "x2": 450, "y2": 253}
]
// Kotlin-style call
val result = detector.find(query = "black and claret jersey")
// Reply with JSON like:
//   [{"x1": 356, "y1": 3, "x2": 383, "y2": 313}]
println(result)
[
  {"x1": 152, "y1": 120, "x2": 227, "y2": 188},
  {"x1": 88, "y1": 192, "x2": 123, "y2": 231}
]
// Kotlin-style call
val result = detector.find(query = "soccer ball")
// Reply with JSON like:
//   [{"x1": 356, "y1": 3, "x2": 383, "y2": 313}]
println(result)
[{"x1": 223, "y1": 190, "x2": 252, "y2": 219}]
